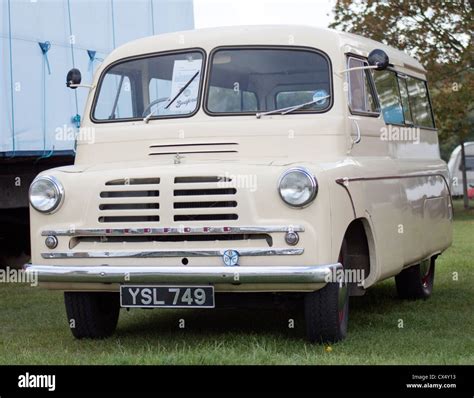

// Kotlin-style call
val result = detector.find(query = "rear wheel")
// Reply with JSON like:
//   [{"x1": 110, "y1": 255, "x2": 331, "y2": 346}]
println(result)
[
  {"x1": 304, "y1": 241, "x2": 349, "y2": 344},
  {"x1": 395, "y1": 258, "x2": 435, "y2": 300},
  {"x1": 64, "y1": 292, "x2": 120, "y2": 339}
]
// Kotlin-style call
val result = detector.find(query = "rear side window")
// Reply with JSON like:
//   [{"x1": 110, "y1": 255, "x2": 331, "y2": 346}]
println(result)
[
  {"x1": 347, "y1": 58, "x2": 378, "y2": 114},
  {"x1": 396, "y1": 75, "x2": 413, "y2": 125},
  {"x1": 373, "y1": 70, "x2": 404, "y2": 125},
  {"x1": 406, "y1": 77, "x2": 435, "y2": 128},
  {"x1": 373, "y1": 70, "x2": 435, "y2": 128}
]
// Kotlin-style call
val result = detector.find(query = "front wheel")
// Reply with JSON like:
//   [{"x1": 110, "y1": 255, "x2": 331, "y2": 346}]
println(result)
[
  {"x1": 304, "y1": 241, "x2": 349, "y2": 344},
  {"x1": 64, "y1": 292, "x2": 120, "y2": 339},
  {"x1": 304, "y1": 280, "x2": 349, "y2": 344},
  {"x1": 395, "y1": 258, "x2": 435, "y2": 300}
]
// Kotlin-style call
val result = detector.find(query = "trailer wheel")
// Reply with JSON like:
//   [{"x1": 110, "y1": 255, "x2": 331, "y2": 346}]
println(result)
[
  {"x1": 395, "y1": 258, "x2": 435, "y2": 300},
  {"x1": 304, "y1": 241, "x2": 349, "y2": 344},
  {"x1": 64, "y1": 292, "x2": 120, "y2": 339}
]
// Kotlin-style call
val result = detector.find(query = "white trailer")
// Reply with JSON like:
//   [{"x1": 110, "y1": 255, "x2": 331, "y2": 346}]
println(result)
[{"x1": 447, "y1": 142, "x2": 474, "y2": 197}]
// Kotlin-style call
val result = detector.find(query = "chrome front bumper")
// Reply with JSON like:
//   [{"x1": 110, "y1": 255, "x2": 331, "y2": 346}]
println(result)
[{"x1": 24, "y1": 264, "x2": 341, "y2": 284}]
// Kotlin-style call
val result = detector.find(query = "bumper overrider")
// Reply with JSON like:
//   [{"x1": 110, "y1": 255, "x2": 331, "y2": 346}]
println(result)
[{"x1": 24, "y1": 263, "x2": 342, "y2": 285}]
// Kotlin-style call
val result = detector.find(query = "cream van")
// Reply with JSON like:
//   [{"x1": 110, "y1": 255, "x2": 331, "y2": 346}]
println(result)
[{"x1": 26, "y1": 26, "x2": 453, "y2": 343}]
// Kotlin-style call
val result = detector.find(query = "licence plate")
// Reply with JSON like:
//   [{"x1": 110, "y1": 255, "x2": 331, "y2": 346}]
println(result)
[{"x1": 120, "y1": 285, "x2": 215, "y2": 308}]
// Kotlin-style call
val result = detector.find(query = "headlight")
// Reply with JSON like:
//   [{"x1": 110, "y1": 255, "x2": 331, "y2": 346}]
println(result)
[
  {"x1": 29, "y1": 176, "x2": 64, "y2": 213},
  {"x1": 278, "y1": 167, "x2": 317, "y2": 207}
]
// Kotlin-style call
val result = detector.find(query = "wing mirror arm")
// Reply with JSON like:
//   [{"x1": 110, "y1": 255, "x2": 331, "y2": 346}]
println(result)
[{"x1": 68, "y1": 83, "x2": 95, "y2": 89}]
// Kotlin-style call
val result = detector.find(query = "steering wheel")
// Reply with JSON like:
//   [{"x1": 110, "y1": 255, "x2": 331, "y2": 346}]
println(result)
[{"x1": 142, "y1": 97, "x2": 170, "y2": 117}]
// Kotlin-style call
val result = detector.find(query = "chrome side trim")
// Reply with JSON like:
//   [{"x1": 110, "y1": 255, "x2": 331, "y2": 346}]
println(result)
[
  {"x1": 25, "y1": 263, "x2": 341, "y2": 284},
  {"x1": 41, "y1": 225, "x2": 305, "y2": 237},
  {"x1": 41, "y1": 247, "x2": 304, "y2": 259}
]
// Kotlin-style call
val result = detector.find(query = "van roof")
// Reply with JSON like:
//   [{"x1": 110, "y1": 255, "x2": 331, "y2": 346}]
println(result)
[{"x1": 105, "y1": 25, "x2": 426, "y2": 74}]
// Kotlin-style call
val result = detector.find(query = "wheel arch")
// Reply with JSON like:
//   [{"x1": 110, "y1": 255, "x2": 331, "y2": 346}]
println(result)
[{"x1": 337, "y1": 217, "x2": 379, "y2": 291}]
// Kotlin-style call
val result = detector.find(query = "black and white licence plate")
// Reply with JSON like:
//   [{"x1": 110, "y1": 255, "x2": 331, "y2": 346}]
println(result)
[{"x1": 120, "y1": 285, "x2": 215, "y2": 308}]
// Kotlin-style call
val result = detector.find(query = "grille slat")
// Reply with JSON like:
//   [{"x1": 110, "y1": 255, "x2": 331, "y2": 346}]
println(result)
[
  {"x1": 100, "y1": 190, "x2": 159, "y2": 198},
  {"x1": 99, "y1": 197, "x2": 160, "y2": 204},
  {"x1": 100, "y1": 203, "x2": 159, "y2": 210},
  {"x1": 105, "y1": 178, "x2": 160, "y2": 186},
  {"x1": 175, "y1": 176, "x2": 231, "y2": 184},
  {"x1": 174, "y1": 201, "x2": 237, "y2": 209},
  {"x1": 174, "y1": 214, "x2": 238, "y2": 222},
  {"x1": 99, "y1": 216, "x2": 160, "y2": 223},
  {"x1": 174, "y1": 188, "x2": 236, "y2": 196}
]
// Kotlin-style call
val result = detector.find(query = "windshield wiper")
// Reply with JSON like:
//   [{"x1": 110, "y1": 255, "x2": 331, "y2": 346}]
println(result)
[
  {"x1": 255, "y1": 95, "x2": 331, "y2": 119},
  {"x1": 143, "y1": 70, "x2": 200, "y2": 123},
  {"x1": 165, "y1": 70, "x2": 200, "y2": 110}
]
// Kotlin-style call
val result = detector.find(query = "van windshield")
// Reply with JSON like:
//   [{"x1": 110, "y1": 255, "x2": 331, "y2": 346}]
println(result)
[
  {"x1": 92, "y1": 51, "x2": 204, "y2": 122},
  {"x1": 206, "y1": 48, "x2": 332, "y2": 115}
]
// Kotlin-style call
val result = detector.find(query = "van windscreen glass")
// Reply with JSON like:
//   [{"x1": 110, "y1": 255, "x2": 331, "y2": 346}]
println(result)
[
  {"x1": 206, "y1": 48, "x2": 331, "y2": 115},
  {"x1": 93, "y1": 51, "x2": 204, "y2": 121}
]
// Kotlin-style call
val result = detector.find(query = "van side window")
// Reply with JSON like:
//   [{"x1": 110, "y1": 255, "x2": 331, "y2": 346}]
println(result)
[
  {"x1": 373, "y1": 70, "x2": 404, "y2": 125},
  {"x1": 347, "y1": 58, "x2": 378, "y2": 114},
  {"x1": 406, "y1": 77, "x2": 435, "y2": 128},
  {"x1": 396, "y1": 75, "x2": 413, "y2": 125}
]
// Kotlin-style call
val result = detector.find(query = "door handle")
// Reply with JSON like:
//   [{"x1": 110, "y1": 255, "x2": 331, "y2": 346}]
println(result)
[
  {"x1": 348, "y1": 119, "x2": 361, "y2": 153},
  {"x1": 352, "y1": 119, "x2": 361, "y2": 145}
]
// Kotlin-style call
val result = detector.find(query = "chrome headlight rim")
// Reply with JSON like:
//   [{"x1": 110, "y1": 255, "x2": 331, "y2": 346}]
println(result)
[
  {"x1": 278, "y1": 167, "x2": 318, "y2": 208},
  {"x1": 29, "y1": 175, "x2": 65, "y2": 214}
]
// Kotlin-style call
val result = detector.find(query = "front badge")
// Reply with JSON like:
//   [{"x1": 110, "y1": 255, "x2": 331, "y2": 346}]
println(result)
[{"x1": 222, "y1": 249, "x2": 240, "y2": 267}]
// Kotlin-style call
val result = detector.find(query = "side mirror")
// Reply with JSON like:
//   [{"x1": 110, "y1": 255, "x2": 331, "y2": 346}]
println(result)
[
  {"x1": 66, "y1": 68, "x2": 82, "y2": 89},
  {"x1": 368, "y1": 49, "x2": 389, "y2": 70}
]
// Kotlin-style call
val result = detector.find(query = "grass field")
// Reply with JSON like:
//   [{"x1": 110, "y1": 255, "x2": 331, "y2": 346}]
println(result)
[{"x1": 0, "y1": 201, "x2": 473, "y2": 365}]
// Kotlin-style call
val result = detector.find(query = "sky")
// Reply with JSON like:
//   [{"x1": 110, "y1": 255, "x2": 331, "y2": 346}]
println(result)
[{"x1": 193, "y1": 0, "x2": 336, "y2": 29}]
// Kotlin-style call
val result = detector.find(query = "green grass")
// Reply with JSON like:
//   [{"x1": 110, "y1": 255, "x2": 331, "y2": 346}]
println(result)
[{"x1": 1, "y1": 201, "x2": 473, "y2": 365}]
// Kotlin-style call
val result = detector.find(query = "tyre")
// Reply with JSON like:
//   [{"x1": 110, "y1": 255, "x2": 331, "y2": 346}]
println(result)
[
  {"x1": 304, "y1": 241, "x2": 349, "y2": 344},
  {"x1": 395, "y1": 258, "x2": 435, "y2": 300},
  {"x1": 64, "y1": 292, "x2": 120, "y2": 339}
]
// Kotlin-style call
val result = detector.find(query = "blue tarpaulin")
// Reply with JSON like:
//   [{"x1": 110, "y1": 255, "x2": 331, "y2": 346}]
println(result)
[{"x1": 0, "y1": 0, "x2": 194, "y2": 156}]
